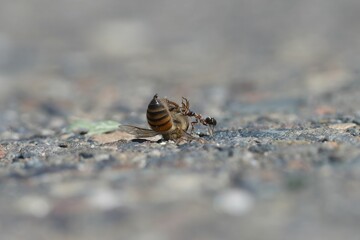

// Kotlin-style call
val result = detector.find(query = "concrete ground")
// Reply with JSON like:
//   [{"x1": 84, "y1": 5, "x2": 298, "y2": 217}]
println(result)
[{"x1": 1, "y1": 1, "x2": 360, "y2": 239}]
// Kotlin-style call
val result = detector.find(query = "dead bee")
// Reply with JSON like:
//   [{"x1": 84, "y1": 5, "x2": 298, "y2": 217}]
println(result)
[{"x1": 118, "y1": 94, "x2": 216, "y2": 141}]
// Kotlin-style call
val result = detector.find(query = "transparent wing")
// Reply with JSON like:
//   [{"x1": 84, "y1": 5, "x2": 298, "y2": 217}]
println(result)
[
  {"x1": 118, "y1": 125, "x2": 161, "y2": 138},
  {"x1": 181, "y1": 130, "x2": 207, "y2": 143}
]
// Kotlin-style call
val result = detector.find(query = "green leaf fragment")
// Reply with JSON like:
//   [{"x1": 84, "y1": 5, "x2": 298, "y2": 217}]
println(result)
[{"x1": 69, "y1": 120, "x2": 120, "y2": 135}]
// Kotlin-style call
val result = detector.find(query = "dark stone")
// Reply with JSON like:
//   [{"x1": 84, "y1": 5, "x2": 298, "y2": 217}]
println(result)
[{"x1": 79, "y1": 152, "x2": 94, "y2": 159}]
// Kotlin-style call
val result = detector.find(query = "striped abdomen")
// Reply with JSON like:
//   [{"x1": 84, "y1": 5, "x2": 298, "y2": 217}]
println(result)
[{"x1": 146, "y1": 94, "x2": 173, "y2": 132}]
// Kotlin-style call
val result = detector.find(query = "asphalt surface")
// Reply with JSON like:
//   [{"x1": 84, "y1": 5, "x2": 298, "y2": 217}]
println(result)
[{"x1": 1, "y1": 1, "x2": 360, "y2": 239}]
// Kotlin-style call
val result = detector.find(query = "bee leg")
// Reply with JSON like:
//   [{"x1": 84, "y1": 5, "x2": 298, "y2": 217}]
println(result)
[
  {"x1": 181, "y1": 97, "x2": 190, "y2": 114},
  {"x1": 190, "y1": 119, "x2": 198, "y2": 133},
  {"x1": 166, "y1": 99, "x2": 180, "y2": 111},
  {"x1": 167, "y1": 100, "x2": 180, "y2": 108},
  {"x1": 181, "y1": 97, "x2": 188, "y2": 106}
]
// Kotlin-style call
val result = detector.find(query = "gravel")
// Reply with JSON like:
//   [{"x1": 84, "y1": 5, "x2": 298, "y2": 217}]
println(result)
[{"x1": 1, "y1": 0, "x2": 360, "y2": 239}]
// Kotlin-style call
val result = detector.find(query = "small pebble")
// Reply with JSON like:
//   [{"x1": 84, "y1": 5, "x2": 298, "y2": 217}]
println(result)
[
  {"x1": 328, "y1": 123, "x2": 356, "y2": 130},
  {"x1": 87, "y1": 189, "x2": 122, "y2": 210},
  {"x1": 58, "y1": 142, "x2": 68, "y2": 148},
  {"x1": 95, "y1": 154, "x2": 111, "y2": 162},
  {"x1": 0, "y1": 145, "x2": 7, "y2": 158},
  {"x1": 79, "y1": 152, "x2": 94, "y2": 159},
  {"x1": 16, "y1": 195, "x2": 51, "y2": 218},
  {"x1": 214, "y1": 189, "x2": 254, "y2": 216}
]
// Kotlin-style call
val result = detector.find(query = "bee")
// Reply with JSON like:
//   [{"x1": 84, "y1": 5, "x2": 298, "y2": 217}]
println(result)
[{"x1": 118, "y1": 94, "x2": 216, "y2": 141}]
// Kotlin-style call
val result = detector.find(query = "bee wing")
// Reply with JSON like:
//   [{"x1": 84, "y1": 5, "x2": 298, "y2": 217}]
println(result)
[
  {"x1": 180, "y1": 130, "x2": 207, "y2": 143},
  {"x1": 118, "y1": 125, "x2": 161, "y2": 138}
]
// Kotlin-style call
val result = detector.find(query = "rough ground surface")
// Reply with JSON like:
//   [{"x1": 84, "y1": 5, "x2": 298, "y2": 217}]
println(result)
[{"x1": 1, "y1": 1, "x2": 360, "y2": 239}]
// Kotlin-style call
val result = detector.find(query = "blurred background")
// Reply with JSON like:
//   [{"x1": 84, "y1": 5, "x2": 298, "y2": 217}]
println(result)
[
  {"x1": 0, "y1": 0, "x2": 358, "y2": 110},
  {"x1": 1, "y1": 1, "x2": 360, "y2": 240}
]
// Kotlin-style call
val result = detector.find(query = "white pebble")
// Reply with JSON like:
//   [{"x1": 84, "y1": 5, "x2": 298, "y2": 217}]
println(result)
[
  {"x1": 16, "y1": 195, "x2": 51, "y2": 218},
  {"x1": 87, "y1": 189, "x2": 122, "y2": 210},
  {"x1": 214, "y1": 189, "x2": 254, "y2": 216}
]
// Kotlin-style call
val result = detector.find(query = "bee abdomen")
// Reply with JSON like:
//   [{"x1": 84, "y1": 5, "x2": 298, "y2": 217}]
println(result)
[{"x1": 146, "y1": 94, "x2": 173, "y2": 132}]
